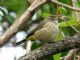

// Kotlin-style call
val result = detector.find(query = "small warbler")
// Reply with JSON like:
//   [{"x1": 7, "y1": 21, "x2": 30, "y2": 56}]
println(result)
[{"x1": 16, "y1": 15, "x2": 63, "y2": 45}]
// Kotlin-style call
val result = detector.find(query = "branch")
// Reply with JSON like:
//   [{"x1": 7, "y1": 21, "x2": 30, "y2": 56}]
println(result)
[
  {"x1": 18, "y1": 34, "x2": 80, "y2": 60},
  {"x1": 0, "y1": 0, "x2": 80, "y2": 46},
  {"x1": 51, "y1": 0, "x2": 80, "y2": 12},
  {"x1": 64, "y1": 48, "x2": 79, "y2": 60}
]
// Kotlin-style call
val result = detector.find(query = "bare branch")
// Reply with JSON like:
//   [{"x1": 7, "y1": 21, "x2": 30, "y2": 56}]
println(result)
[
  {"x1": 64, "y1": 48, "x2": 79, "y2": 60},
  {"x1": 18, "y1": 34, "x2": 80, "y2": 60},
  {"x1": 51, "y1": 0, "x2": 80, "y2": 12}
]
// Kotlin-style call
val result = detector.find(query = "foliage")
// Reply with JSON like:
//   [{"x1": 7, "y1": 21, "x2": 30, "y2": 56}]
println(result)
[{"x1": 0, "y1": 0, "x2": 80, "y2": 60}]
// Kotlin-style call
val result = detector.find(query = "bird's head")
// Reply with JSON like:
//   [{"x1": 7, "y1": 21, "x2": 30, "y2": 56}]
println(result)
[
  {"x1": 45, "y1": 15, "x2": 68, "y2": 25},
  {"x1": 46, "y1": 15, "x2": 68, "y2": 21}
]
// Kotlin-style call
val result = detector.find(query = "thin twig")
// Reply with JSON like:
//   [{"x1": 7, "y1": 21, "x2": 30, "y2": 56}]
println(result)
[
  {"x1": 51, "y1": 0, "x2": 80, "y2": 12},
  {"x1": 56, "y1": 0, "x2": 59, "y2": 16},
  {"x1": 71, "y1": 0, "x2": 77, "y2": 19},
  {"x1": 66, "y1": 21, "x2": 79, "y2": 33}
]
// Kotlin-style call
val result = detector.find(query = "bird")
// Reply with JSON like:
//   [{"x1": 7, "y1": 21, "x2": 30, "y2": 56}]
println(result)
[{"x1": 16, "y1": 15, "x2": 61, "y2": 45}]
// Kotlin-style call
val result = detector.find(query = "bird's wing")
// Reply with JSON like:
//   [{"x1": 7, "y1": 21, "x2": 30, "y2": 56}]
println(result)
[
  {"x1": 27, "y1": 20, "x2": 47, "y2": 37},
  {"x1": 16, "y1": 20, "x2": 47, "y2": 46}
]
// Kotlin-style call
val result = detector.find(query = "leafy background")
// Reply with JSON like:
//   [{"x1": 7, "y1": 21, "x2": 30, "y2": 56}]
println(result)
[{"x1": 0, "y1": 0, "x2": 80, "y2": 60}]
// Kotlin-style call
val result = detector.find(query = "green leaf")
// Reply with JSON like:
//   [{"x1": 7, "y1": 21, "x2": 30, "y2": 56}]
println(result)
[
  {"x1": 58, "y1": 6, "x2": 67, "y2": 15},
  {"x1": 59, "y1": 19, "x2": 78, "y2": 27},
  {"x1": 31, "y1": 41, "x2": 42, "y2": 50},
  {"x1": 42, "y1": 13, "x2": 51, "y2": 18},
  {"x1": 54, "y1": 30, "x2": 64, "y2": 42},
  {"x1": 59, "y1": 19, "x2": 79, "y2": 36},
  {"x1": 53, "y1": 53, "x2": 61, "y2": 60}
]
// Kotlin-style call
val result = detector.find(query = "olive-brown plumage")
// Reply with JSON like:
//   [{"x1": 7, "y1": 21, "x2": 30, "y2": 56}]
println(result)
[{"x1": 16, "y1": 16, "x2": 59, "y2": 45}]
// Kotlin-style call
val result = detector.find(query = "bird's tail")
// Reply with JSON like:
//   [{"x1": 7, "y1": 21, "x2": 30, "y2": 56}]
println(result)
[
  {"x1": 15, "y1": 39, "x2": 26, "y2": 46},
  {"x1": 15, "y1": 35, "x2": 35, "y2": 46}
]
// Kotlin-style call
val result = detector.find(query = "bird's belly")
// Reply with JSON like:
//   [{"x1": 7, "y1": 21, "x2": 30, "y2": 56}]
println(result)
[{"x1": 34, "y1": 27, "x2": 59, "y2": 43}]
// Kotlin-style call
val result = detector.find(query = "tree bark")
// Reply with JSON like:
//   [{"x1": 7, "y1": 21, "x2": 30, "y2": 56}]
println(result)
[{"x1": 18, "y1": 34, "x2": 80, "y2": 60}]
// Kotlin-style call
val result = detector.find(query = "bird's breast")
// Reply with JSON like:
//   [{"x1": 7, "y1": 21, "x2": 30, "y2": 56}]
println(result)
[{"x1": 34, "y1": 22, "x2": 59, "y2": 43}]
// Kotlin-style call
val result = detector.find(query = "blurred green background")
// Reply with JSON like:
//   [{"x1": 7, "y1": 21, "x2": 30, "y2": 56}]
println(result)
[{"x1": 0, "y1": 0, "x2": 80, "y2": 60}]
